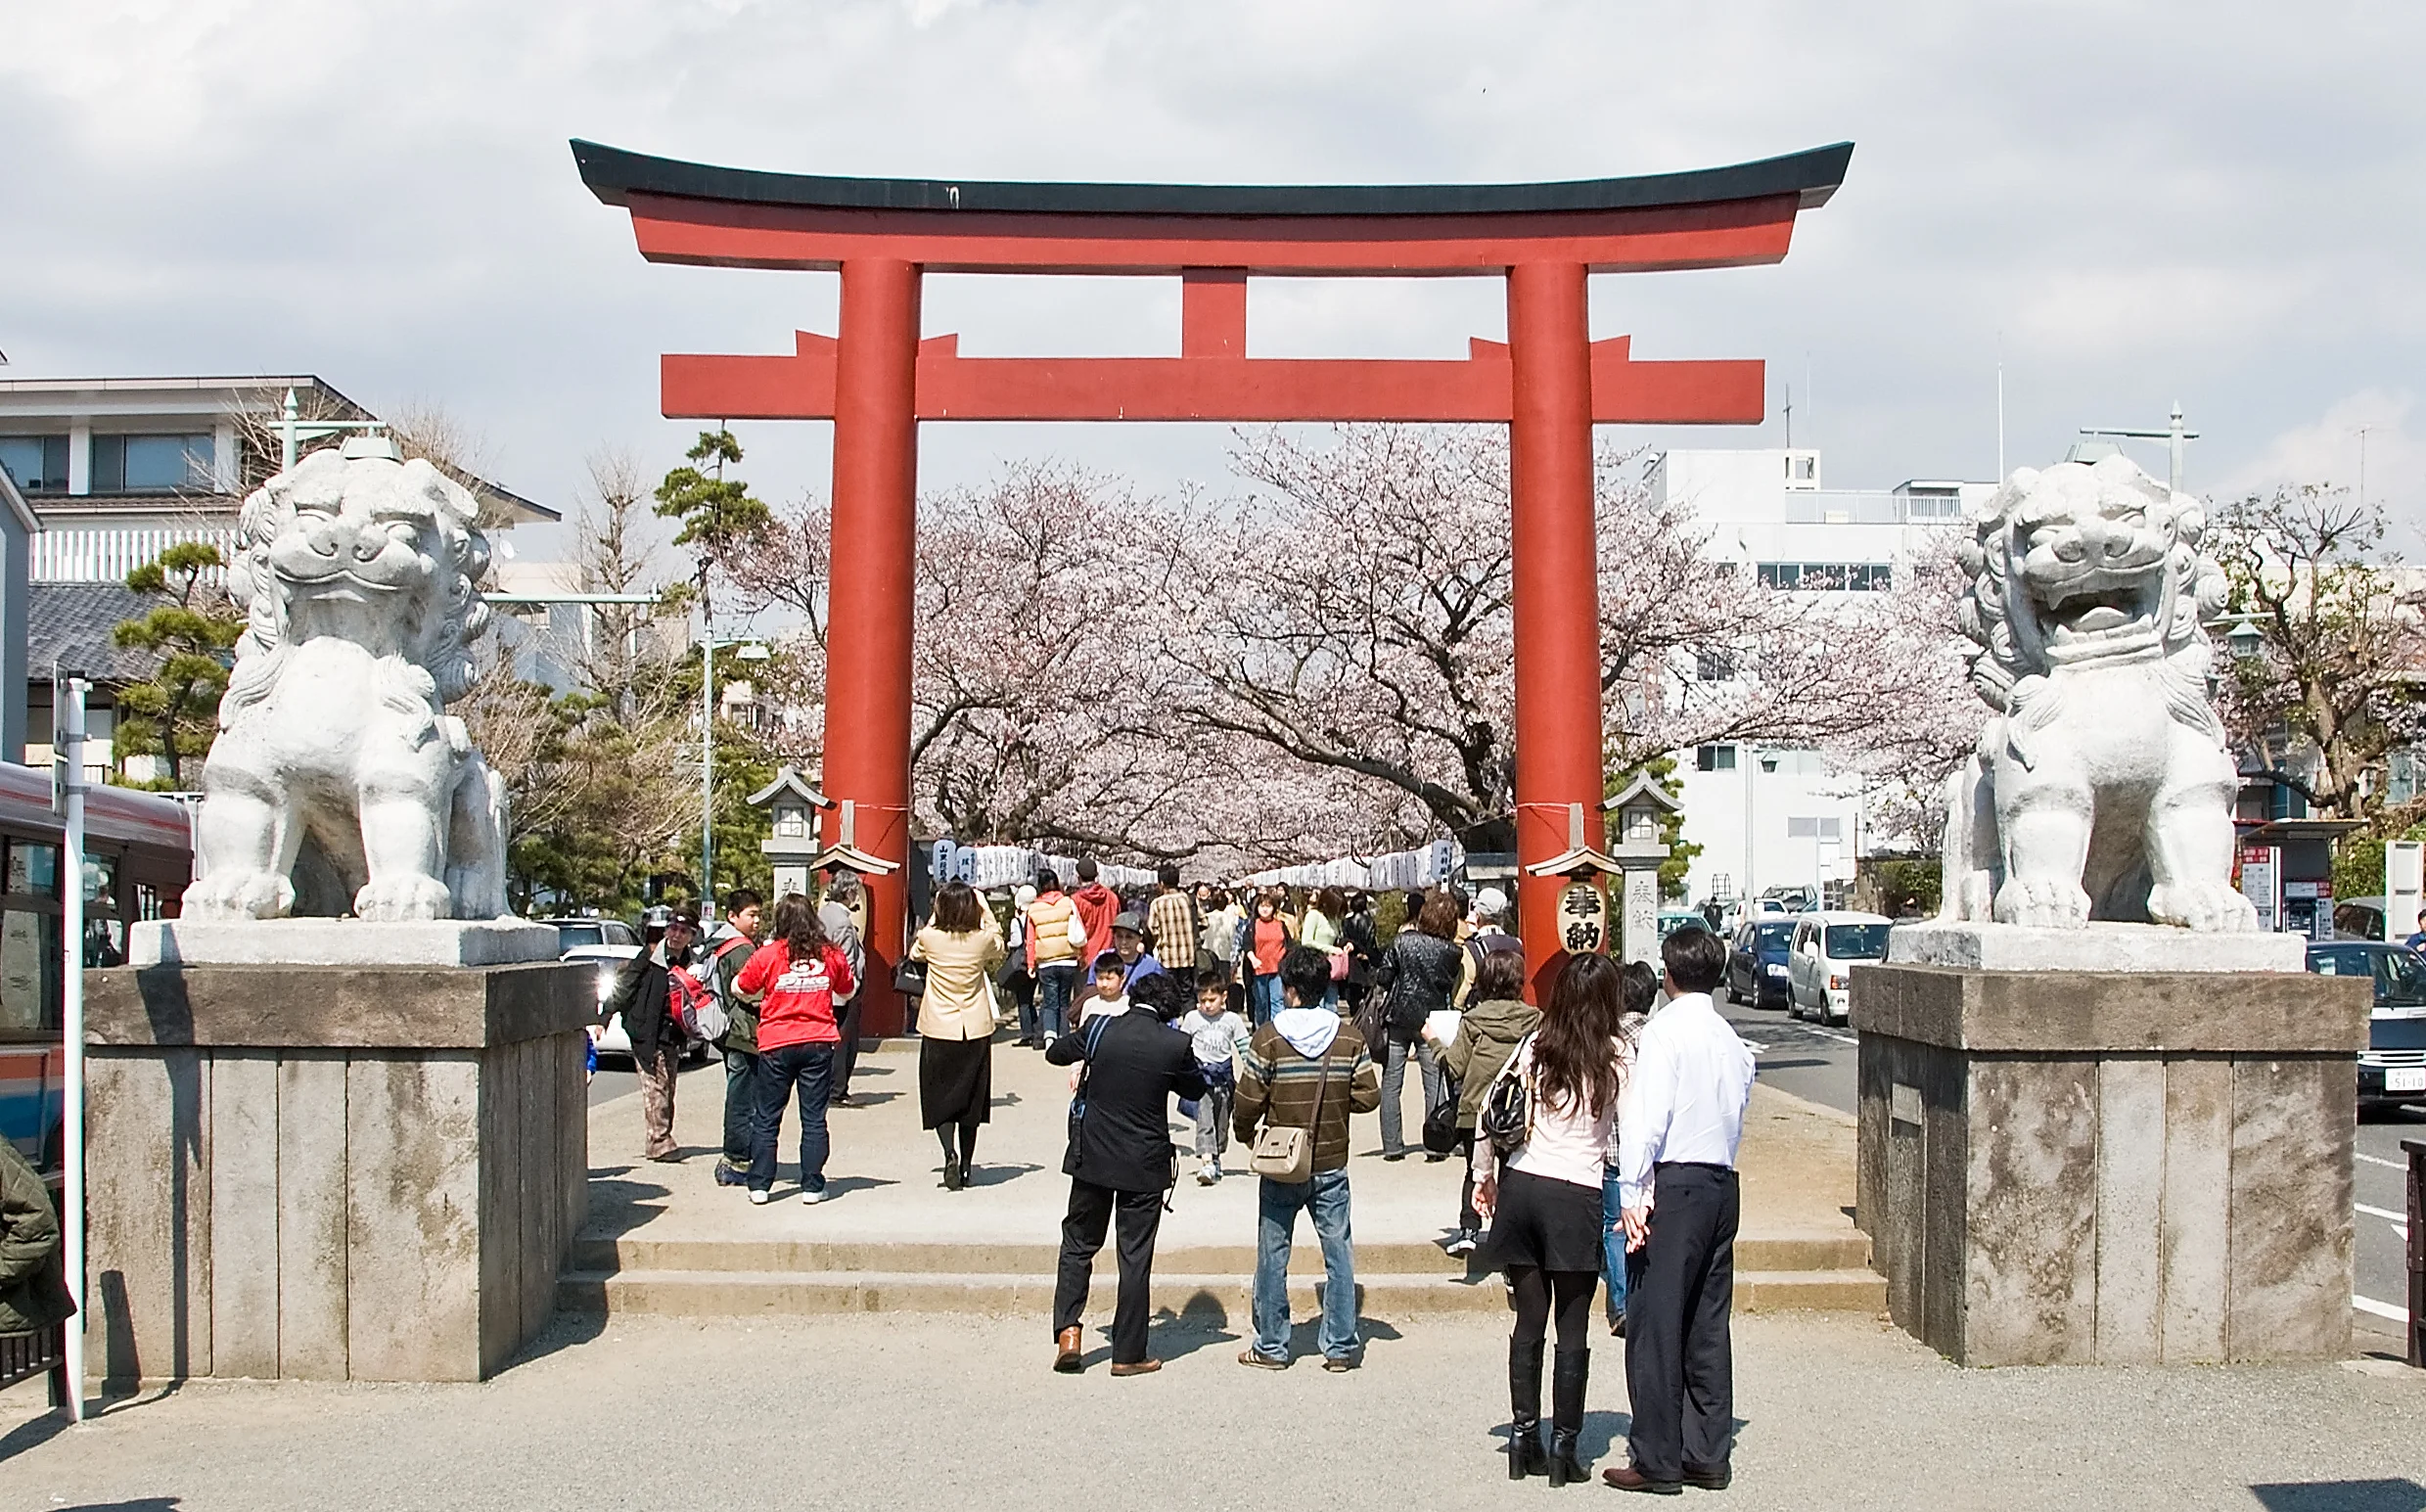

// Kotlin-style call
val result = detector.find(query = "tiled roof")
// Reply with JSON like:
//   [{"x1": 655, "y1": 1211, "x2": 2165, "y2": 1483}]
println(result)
[{"x1": 27, "y1": 582, "x2": 165, "y2": 685}]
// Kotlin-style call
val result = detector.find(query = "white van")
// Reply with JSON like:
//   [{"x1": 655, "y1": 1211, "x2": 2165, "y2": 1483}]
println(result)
[{"x1": 1786, "y1": 910, "x2": 1893, "y2": 1026}]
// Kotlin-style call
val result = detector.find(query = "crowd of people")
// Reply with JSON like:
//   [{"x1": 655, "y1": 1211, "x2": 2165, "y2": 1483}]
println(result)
[{"x1": 600, "y1": 863, "x2": 1755, "y2": 1491}]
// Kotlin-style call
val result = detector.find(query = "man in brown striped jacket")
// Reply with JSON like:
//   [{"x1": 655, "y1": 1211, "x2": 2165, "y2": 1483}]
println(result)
[{"x1": 1233, "y1": 945, "x2": 1381, "y2": 1371}]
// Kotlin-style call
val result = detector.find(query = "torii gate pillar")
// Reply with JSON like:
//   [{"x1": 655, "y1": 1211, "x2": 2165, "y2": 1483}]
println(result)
[
  {"x1": 824, "y1": 257, "x2": 923, "y2": 1034},
  {"x1": 1506, "y1": 260, "x2": 1604, "y2": 996}
]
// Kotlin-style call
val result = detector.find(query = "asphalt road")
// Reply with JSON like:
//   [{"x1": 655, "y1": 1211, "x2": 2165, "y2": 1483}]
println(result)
[
  {"x1": 1714, "y1": 987, "x2": 2418, "y2": 1352},
  {"x1": 585, "y1": 1048, "x2": 719, "y2": 1110}
]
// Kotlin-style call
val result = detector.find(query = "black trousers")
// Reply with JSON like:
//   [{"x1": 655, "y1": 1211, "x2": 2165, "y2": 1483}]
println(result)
[
  {"x1": 833, "y1": 994, "x2": 864, "y2": 1094},
  {"x1": 1053, "y1": 1178, "x2": 1165, "y2": 1364},
  {"x1": 1624, "y1": 1163, "x2": 1738, "y2": 1481}
]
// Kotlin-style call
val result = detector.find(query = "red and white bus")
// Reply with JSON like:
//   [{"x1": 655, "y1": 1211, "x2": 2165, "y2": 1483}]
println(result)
[{"x1": 0, "y1": 762, "x2": 191, "y2": 1171}]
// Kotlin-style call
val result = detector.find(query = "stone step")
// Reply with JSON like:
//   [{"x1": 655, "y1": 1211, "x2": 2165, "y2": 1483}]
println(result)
[
  {"x1": 558, "y1": 1264, "x2": 1885, "y2": 1318},
  {"x1": 566, "y1": 1230, "x2": 1872, "y2": 1278}
]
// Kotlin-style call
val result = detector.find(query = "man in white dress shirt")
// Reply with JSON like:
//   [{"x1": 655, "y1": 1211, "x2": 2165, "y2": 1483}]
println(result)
[{"x1": 1605, "y1": 926, "x2": 1756, "y2": 1494}]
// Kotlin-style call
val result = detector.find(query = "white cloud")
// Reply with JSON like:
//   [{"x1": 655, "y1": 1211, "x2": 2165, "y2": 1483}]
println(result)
[{"x1": 2219, "y1": 390, "x2": 2426, "y2": 552}]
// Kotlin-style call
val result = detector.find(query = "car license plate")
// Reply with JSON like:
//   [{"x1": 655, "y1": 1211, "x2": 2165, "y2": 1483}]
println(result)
[
  {"x1": 2386, "y1": 1068, "x2": 2426, "y2": 1094},
  {"x1": 1766, "y1": 964, "x2": 1788, "y2": 976}
]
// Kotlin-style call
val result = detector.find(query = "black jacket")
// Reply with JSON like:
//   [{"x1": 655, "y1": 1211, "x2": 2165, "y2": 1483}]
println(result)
[
  {"x1": 608, "y1": 953, "x2": 683, "y2": 1060},
  {"x1": 0, "y1": 1138, "x2": 73, "y2": 1337},
  {"x1": 1373, "y1": 930, "x2": 1462, "y2": 1039},
  {"x1": 1048, "y1": 1013, "x2": 1208, "y2": 1192},
  {"x1": 1341, "y1": 911, "x2": 1382, "y2": 987}
]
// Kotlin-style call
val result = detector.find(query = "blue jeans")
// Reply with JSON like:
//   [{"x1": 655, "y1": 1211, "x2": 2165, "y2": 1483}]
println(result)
[
  {"x1": 1247, "y1": 972, "x2": 1284, "y2": 1027},
  {"x1": 1252, "y1": 1167, "x2": 1358, "y2": 1361},
  {"x1": 1033, "y1": 964, "x2": 1076, "y2": 1042},
  {"x1": 722, "y1": 1048, "x2": 759, "y2": 1166},
  {"x1": 1603, "y1": 1164, "x2": 1637, "y2": 1324},
  {"x1": 752, "y1": 1042, "x2": 836, "y2": 1194}
]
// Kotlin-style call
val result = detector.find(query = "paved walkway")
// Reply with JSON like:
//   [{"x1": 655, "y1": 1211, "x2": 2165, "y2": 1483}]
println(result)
[
  {"x1": 8, "y1": 1309, "x2": 2423, "y2": 1510},
  {"x1": 581, "y1": 1033, "x2": 1863, "y2": 1251}
]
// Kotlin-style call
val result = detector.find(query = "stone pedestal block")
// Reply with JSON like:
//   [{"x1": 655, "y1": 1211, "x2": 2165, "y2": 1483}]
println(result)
[
  {"x1": 1852, "y1": 946, "x2": 2368, "y2": 1365},
  {"x1": 81, "y1": 958, "x2": 590, "y2": 1385}
]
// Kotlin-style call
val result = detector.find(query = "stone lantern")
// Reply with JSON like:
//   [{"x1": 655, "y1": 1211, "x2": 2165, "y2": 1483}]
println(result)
[
  {"x1": 1603, "y1": 773, "x2": 1682, "y2": 967},
  {"x1": 748, "y1": 767, "x2": 836, "y2": 901}
]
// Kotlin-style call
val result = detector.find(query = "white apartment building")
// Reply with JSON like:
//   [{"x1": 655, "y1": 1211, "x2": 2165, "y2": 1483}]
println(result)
[{"x1": 1654, "y1": 447, "x2": 1993, "y2": 911}]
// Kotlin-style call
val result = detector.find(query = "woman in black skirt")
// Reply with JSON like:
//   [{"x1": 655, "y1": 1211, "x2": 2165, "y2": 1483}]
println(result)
[
  {"x1": 909, "y1": 881, "x2": 1006, "y2": 1189},
  {"x1": 1471, "y1": 953, "x2": 1642, "y2": 1485}
]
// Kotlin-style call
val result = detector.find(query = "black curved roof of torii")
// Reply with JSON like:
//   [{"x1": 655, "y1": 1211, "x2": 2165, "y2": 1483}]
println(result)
[{"x1": 571, "y1": 139, "x2": 1854, "y2": 218}]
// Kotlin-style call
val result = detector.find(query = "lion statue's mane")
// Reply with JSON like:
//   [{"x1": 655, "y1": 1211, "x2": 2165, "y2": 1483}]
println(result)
[
  {"x1": 1941, "y1": 453, "x2": 2255, "y2": 931},
  {"x1": 185, "y1": 445, "x2": 510, "y2": 922}
]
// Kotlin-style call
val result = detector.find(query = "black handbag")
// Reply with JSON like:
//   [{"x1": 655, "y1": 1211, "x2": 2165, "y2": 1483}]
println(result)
[
  {"x1": 1422, "y1": 1072, "x2": 1463, "y2": 1155},
  {"x1": 893, "y1": 957, "x2": 929, "y2": 998},
  {"x1": 1479, "y1": 1035, "x2": 1535, "y2": 1159}
]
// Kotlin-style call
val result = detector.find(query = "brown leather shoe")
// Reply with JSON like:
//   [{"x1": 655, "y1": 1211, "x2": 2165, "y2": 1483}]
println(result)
[
  {"x1": 1601, "y1": 1464, "x2": 1683, "y2": 1495},
  {"x1": 1053, "y1": 1326, "x2": 1084, "y2": 1372},
  {"x1": 1681, "y1": 1463, "x2": 1731, "y2": 1490},
  {"x1": 1108, "y1": 1357, "x2": 1162, "y2": 1377}
]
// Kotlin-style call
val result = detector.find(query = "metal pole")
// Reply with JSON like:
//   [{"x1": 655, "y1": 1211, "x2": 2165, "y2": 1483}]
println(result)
[
  {"x1": 281, "y1": 388, "x2": 298, "y2": 472},
  {"x1": 2169, "y1": 403, "x2": 2186, "y2": 495},
  {"x1": 701, "y1": 637, "x2": 714, "y2": 901},
  {"x1": 59, "y1": 676, "x2": 87, "y2": 1424}
]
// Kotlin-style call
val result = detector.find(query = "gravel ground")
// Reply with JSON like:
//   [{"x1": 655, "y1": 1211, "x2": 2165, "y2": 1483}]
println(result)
[{"x1": 5, "y1": 1309, "x2": 2423, "y2": 1511}]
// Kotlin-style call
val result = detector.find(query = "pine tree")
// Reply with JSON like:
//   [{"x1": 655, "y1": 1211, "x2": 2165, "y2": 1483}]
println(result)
[{"x1": 112, "y1": 541, "x2": 244, "y2": 789}]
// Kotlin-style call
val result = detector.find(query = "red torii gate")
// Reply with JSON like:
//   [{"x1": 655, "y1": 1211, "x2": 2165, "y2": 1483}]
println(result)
[{"x1": 575, "y1": 138, "x2": 1852, "y2": 1031}]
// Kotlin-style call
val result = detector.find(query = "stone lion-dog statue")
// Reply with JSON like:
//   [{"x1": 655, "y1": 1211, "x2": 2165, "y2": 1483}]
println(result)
[
  {"x1": 186, "y1": 442, "x2": 509, "y2": 921},
  {"x1": 1943, "y1": 452, "x2": 2256, "y2": 931}
]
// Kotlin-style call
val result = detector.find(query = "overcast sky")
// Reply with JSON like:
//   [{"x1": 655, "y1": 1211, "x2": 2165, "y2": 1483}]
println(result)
[{"x1": 6, "y1": 0, "x2": 2422, "y2": 568}]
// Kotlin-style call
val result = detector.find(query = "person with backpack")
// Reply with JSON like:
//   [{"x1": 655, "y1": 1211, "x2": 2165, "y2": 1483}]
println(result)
[
  {"x1": 1456, "y1": 888, "x2": 1524, "y2": 1007},
  {"x1": 1471, "y1": 952, "x2": 1642, "y2": 1486},
  {"x1": 1366, "y1": 888, "x2": 1462, "y2": 1161},
  {"x1": 734, "y1": 893, "x2": 858, "y2": 1205},
  {"x1": 1428, "y1": 947, "x2": 1541, "y2": 1258},
  {"x1": 1233, "y1": 944, "x2": 1382, "y2": 1370},
  {"x1": 605, "y1": 902, "x2": 700, "y2": 1163},
  {"x1": 1046, "y1": 962, "x2": 1206, "y2": 1376},
  {"x1": 707, "y1": 889, "x2": 766, "y2": 1189}
]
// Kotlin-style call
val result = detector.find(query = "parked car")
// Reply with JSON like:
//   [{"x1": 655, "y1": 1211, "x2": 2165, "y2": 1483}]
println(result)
[
  {"x1": 2305, "y1": 940, "x2": 2426, "y2": 1113},
  {"x1": 539, "y1": 915, "x2": 642, "y2": 954},
  {"x1": 1785, "y1": 910, "x2": 1893, "y2": 1026},
  {"x1": 1657, "y1": 909, "x2": 1705, "y2": 941},
  {"x1": 1725, "y1": 918, "x2": 1798, "y2": 1009},
  {"x1": 571, "y1": 941, "x2": 710, "y2": 1067}
]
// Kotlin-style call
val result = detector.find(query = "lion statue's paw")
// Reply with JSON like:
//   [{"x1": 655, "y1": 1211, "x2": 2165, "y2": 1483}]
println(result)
[
  {"x1": 1993, "y1": 877, "x2": 2091, "y2": 929},
  {"x1": 2147, "y1": 882, "x2": 2259, "y2": 934},
  {"x1": 353, "y1": 875, "x2": 456, "y2": 922},
  {"x1": 184, "y1": 869, "x2": 296, "y2": 921}
]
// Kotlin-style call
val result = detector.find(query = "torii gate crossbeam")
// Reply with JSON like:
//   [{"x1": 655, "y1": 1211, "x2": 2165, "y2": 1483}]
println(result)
[{"x1": 576, "y1": 139, "x2": 1853, "y2": 1028}]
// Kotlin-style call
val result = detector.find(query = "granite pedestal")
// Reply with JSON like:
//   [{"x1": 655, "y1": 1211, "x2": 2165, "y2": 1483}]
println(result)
[
  {"x1": 1853, "y1": 923, "x2": 2369, "y2": 1365},
  {"x1": 82, "y1": 923, "x2": 589, "y2": 1385}
]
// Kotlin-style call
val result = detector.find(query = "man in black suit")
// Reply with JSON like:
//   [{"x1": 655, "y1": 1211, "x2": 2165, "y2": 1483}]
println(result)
[{"x1": 1046, "y1": 966, "x2": 1206, "y2": 1376}]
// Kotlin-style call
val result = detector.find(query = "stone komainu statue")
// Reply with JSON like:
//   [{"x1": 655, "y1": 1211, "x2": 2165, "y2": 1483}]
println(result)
[
  {"x1": 1942, "y1": 453, "x2": 2256, "y2": 931},
  {"x1": 186, "y1": 444, "x2": 510, "y2": 921}
]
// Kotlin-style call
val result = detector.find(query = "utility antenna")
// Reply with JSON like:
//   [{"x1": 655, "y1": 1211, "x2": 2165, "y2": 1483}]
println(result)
[
  {"x1": 1783, "y1": 383, "x2": 1793, "y2": 449},
  {"x1": 2357, "y1": 425, "x2": 2373, "y2": 509}
]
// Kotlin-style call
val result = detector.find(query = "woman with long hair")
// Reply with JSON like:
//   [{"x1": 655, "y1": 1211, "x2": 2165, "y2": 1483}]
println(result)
[
  {"x1": 1300, "y1": 885, "x2": 1349, "y2": 1010},
  {"x1": 1472, "y1": 953, "x2": 1643, "y2": 1485},
  {"x1": 1366, "y1": 888, "x2": 1463, "y2": 1161},
  {"x1": 733, "y1": 892, "x2": 857, "y2": 1205},
  {"x1": 1231, "y1": 892, "x2": 1296, "y2": 1028},
  {"x1": 911, "y1": 881, "x2": 1007, "y2": 1190}
]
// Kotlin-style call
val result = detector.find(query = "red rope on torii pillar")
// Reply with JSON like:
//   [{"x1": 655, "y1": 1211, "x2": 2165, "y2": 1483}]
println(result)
[{"x1": 574, "y1": 139, "x2": 1852, "y2": 1019}]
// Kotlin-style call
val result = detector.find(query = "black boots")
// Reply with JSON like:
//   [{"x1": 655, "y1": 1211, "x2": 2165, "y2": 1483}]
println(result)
[
  {"x1": 1507, "y1": 1339, "x2": 1549, "y2": 1479},
  {"x1": 1547, "y1": 1348, "x2": 1590, "y2": 1486}
]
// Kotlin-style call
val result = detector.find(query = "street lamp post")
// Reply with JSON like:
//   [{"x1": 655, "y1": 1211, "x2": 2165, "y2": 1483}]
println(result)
[{"x1": 700, "y1": 636, "x2": 770, "y2": 908}]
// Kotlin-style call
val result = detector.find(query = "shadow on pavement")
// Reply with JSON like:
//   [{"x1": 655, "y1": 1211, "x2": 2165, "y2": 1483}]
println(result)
[
  {"x1": 56, "y1": 1501, "x2": 183, "y2": 1512},
  {"x1": 504, "y1": 1308, "x2": 610, "y2": 1372},
  {"x1": 2252, "y1": 1481, "x2": 2426, "y2": 1512},
  {"x1": 0, "y1": 1408, "x2": 69, "y2": 1465},
  {"x1": 960, "y1": 1162, "x2": 1045, "y2": 1188}
]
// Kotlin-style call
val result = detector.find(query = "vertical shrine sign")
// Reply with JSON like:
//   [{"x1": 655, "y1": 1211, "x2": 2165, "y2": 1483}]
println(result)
[{"x1": 575, "y1": 138, "x2": 1853, "y2": 1024}]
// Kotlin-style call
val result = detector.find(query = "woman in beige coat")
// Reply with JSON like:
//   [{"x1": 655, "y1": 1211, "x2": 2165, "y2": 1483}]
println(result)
[{"x1": 910, "y1": 880, "x2": 1007, "y2": 1189}]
